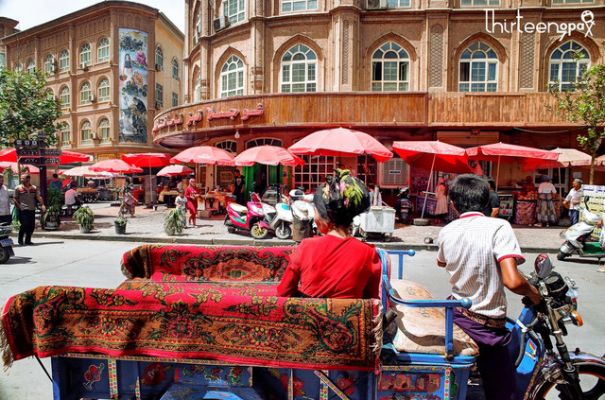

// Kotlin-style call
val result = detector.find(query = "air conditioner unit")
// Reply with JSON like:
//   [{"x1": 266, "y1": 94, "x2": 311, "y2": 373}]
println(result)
[
  {"x1": 213, "y1": 16, "x2": 230, "y2": 32},
  {"x1": 155, "y1": 63, "x2": 162, "y2": 71},
  {"x1": 366, "y1": 0, "x2": 388, "y2": 9},
  {"x1": 80, "y1": 62, "x2": 89, "y2": 71},
  {"x1": 90, "y1": 94, "x2": 96, "y2": 103}
]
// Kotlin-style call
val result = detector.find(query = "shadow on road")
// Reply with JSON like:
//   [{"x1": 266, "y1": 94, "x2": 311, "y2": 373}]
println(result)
[
  {"x1": 561, "y1": 257, "x2": 602, "y2": 265},
  {"x1": 3, "y1": 256, "x2": 34, "y2": 265}
]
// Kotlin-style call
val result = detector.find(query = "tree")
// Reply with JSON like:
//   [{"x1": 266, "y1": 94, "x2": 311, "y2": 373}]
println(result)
[
  {"x1": 0, "y1": 68, "x2": 63, "y2": 147},
  {"x1": 550, "y1": 60, "x2": 605, "y2": 185}
]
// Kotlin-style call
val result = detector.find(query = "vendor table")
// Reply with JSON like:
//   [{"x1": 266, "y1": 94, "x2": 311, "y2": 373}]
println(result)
[
  {"x1": 158, "y1": 190, "x2": 178, "y2": 208},
  {"x1": 76, "y1": 188, "x2": 99, "y2": 203},
  {"x1": 201, "y1": 191, "x2": 234, "y2": 215}
]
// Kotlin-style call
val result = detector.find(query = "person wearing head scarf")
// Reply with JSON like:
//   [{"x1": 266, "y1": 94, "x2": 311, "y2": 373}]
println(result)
[
  {"x1": 535, "y1": 175, "x2": 558, "y2": 227},
  {"x1": 277, "y1": 169, "x2": 381, "y2": 299}
]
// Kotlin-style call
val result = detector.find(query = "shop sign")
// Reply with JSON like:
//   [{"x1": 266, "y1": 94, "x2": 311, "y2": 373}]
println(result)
[{"x1": 389, "y1": 170, "x2": 402, "y2": 175}]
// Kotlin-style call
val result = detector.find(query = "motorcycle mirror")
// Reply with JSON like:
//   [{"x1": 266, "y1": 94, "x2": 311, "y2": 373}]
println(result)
[{"x1": 534, "y1": 253, "x2": 554, "y2": 278}]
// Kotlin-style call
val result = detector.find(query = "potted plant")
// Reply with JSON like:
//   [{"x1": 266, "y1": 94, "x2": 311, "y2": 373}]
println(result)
[
  {"x1": 73, "y1": 206, "x2": 94, "y2": 233},
  {"x1": 114, "y1": 215, "x2": 127, "y2": 234},
  {"x1": 42, "y1": 188, "x2": 63, "y2": 230},
  {"x1": 164, "y1": 208, "x2": 185, "y2": 236}
]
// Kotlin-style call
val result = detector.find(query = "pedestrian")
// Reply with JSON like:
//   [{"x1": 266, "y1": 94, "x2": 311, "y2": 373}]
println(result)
[
  {"x1": 49, "y1": 173, "x2": 62, "y2": 191},
  {"x1": 14, "y1": 174, "x2": 46, "y2": 246},
  {"x1": 482, "y1": 177, "x2": 500, "y2": 218},
  {"x1": 436, "y1": 174, "x2": 541, "y2": 400},
  {"x1": 0, "y1": 175, "x2": 11, "y2": 226},
  {"x1": 564, "y1": 178, "x2": 583, "y2": 225},
  {"x1": 185, "y1": 178, "x2": 199, "y2": 227},
  {"x1": 233, "y1": 170, "x2": 245, "y2": 205},
  {"x1": 434, "y1": 177, "x2": 449, "y2": 220},
  {"x1": 175, "y1": 189, "x2": 187, "y2": 227},
  {"x1": 64, "y1": 183, "x2": 80, "y2": 215},
  {"x1": 535, "y1": 175, "x2": 558, "y2": 227}
]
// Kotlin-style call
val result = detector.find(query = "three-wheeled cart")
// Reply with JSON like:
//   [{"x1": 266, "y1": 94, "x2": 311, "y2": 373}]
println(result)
[{"x1": 356, "y1": 206, "x2": 396, "y2": 241}]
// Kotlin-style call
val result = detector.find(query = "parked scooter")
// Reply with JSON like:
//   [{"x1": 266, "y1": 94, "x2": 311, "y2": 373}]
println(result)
[
  {"x1": 0, "y1": 223, "x2": 14, "y2": 264},
  {"x1": 290, "y1": 189, "x2": 316, "y2": 241},
  {"x1": 261, "y1": 192, "x2": 293, "y2": 240},
  {"x1": 394, "y1": 187, "x2": 413, "y2": 224},
  {"x1": 557, "y1": 200, "x2": 605, "y2": 261},
  {"x1": 225, "y1": 193, "x2": 271, "y2": 239}
]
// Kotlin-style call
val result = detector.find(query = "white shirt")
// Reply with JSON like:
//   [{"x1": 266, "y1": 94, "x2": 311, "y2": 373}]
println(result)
[
  {"x1": 437, "y1": 211, "x2": 525, "y2": 319},
  {"x1": 0, "y1": 185, "x2": 9, "y2": 216},
  {"x1": 565, "y1": 188, "x2": 583, "y2": 210},
  {"x1": 65, "y1": 189, "x2": 78, "y2": 206},
  {"x1": 538, "y1": 182, "x2": 557, "y2": 194}
]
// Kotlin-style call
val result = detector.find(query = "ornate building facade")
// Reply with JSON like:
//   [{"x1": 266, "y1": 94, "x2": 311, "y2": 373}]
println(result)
[
  {"x1": 156, "y1": 1, "x2": 604, "y2": 190},
  {"x1": 0, "y1": 1, "x2": 184, "y2": 160}
]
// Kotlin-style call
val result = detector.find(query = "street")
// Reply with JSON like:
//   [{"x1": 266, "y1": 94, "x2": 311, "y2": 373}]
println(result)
[{"x1": 0, "y1": 239, "x2": 604, "y2": 399}]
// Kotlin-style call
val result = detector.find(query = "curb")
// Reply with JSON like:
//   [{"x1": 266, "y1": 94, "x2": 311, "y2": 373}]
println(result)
[{"x1": 11, "y1": 231, "x2": 562, "y2": 253}]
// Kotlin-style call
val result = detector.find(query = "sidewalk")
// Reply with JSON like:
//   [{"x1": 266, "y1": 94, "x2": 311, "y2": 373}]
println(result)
[{"x1": 21, "y1": 202, "x2": 565, "y2": 252}]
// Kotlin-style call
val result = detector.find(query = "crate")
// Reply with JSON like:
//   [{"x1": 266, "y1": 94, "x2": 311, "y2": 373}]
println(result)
[{"x1": 359, "y1": 206, "x2": 395, "y2": 234}]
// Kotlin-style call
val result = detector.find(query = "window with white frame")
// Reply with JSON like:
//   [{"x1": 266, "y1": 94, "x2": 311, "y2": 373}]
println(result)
[
  {"x1": 371, "y1": 42, "x2": 410, "y2": 92},
  {"x1": 216, "y1": 140, "x2": 237, "y2": 153},
  {"x1": 98, "y1": 78, "x2": 110, "y2": 102},
  {"x1": 97, "y1": 38, "x2": 110, "y2": 62},
  {"x1": 281, "y1": 0, "x2": 318, "y2": 12},
  {"x1": 281, "y1": 44, "x2": 317, "y2": 93},
  {"x1": 155, "y1": 46, "x2": 163, "y2": 70},
  {"x1": 549, "y1": 41, "x2": 590, "y2": 92},
  {"x1": 81, "y1": 120, "x2": 93, "y2": 143},
  {"x1": 387, "y1": 0, "x2": 411, "y2": 7},
  {"x1": 80, "y1": 43, "x2": 91, "y2": 67},
  {"x1": 98, "y1": 118, "x2": 110, "y2": 142},
  {"x1": 155, "y1": 83, "x2": 163, "y2": 108},
  {"x1": 59, "y1": 49, "x2": 70, "y2": 72},
  {"x1": 172, "y1": 58, "x2": 179, "y2": 79},
  {"x1": 61, "y1": 123, "x2": 71, "y2": 145},
  {"x1": 294, "y1": 155, "x2": 336, "y2": 192},
  {"x1": 60, "y1": 85, "x2": 70, "y2": 107},
  {"x1": 44, "y1": 54, "x2": 55, "y2": 75},
  {"x1": 458, "y1": 41, "x2": 498, "y2": 92},
  {"x1": 245, "y1": 138, "x2": 282, "y2": 149},
  {"x1": 220, "y1": 55, "x2": 244, "y2": 98},
  {"x1": 80, "y1": 81, "x2": 92, "y2": 104},
  {"x1": 172, "y1": 92, "x2": 178, "y2": 107},
  {"x1": 552, "y1": 0, "x2": 592, "y2": 4},
  {"x1": 0, "y1": 52, "x2": 5, "y2": 69},
  {"x1": 461, "y1": 0, "x2": 499, "y2": 6},
  {"x1": 27, "y1": 59, "x2": 35, "y2": 74},
  {"x1": 223, "y1": 0, "x2": 246, "y2": 24}
]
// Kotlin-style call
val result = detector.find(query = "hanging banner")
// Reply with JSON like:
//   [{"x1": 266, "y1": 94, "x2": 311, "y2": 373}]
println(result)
[{"x1": 118, "y1": 28, "x2": 148, "y2": 144}]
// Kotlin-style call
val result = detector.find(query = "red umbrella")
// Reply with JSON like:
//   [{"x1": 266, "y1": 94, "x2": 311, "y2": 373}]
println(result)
[
  {"x1": 89, "y1": 159, "x2": 143, "y2": 174},
  {"x1": 0, "y1": 162, "x2": 39, "y2": 174},
  {"x1": 0, "y1": 148, "x2": 91, "y2": 164},
  {"x1": 393, "y1": 141, "x2": 469, "y2": 219},
  {"x1": 522, "y1": 148, "x2": 592, "y2": 170},
  {"x1": 171, "y1": 146, "x2": 235, "y2": 166},
  {"x1": 157, "y1": 164, "x2": 194, "y2": 177},
  {"x1": 121, "y1": 153, "x2": 171, "y2": 168},
  {"x1": 288, "y1": 127, "x2": 393, "y2": 162},
  {"x1": 234, "y1": 145, "x2": 304, "y2": 167},
  {"x1": 466, "y1": 142, "x2": 559, "y2": 188}
]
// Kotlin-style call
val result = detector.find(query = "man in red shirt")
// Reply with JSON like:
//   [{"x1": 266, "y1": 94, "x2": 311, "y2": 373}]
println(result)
[{"x1": 277, "y1": 169, "x2": 381, "y2": 299}]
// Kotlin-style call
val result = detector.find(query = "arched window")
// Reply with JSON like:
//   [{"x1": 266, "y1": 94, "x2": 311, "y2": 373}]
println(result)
[
  {"x1": 549, "y1": 41, "x2": 590, "y2": 92},
  {"x1": 155, "y1": 46, "x2": 163, "y2": 70},
  {"x1": 223, "y1": 0, "x2": 246, "y2": 24},
  {"x1": 80, "y1": 43, "x2": 91, "y2": 67},
  {"x1": 97, "y1": 38, "x2": 110, "y2": 62},
  {"x1": 59, "y1": 85, "x2": 70, "y2": 107},
  {"x1": 220, "y1": 55, "x2": 244, "y2": 98},
  {"x1": 245, "y1": 138, "x2": 282, "y2": 149},
  {"x1": 60, "y1": 123, "x2": 71, "y2": 145},
  {"x1": 216, "y1": 140, "x2": 237, "y2": 153},
  {"x1": 26, "y1": 59, "x2": 35, "y2": 74},
  {"x1": 59, "y1": 49, "x2": 70, "y2": 72},
  {"x1": 80, "y1": 81, "x2": 92, "y2": 104},
  {"x1": 98, "y1": 78, "x2": 110, "y2": 102},
  {"x1": 281, "y1": 44, "x2": 317, "y2": 93},
  {"x1": 98, "y1": 118, "x2": 110, "y2": 142},
  {"x1": 81, "y1": 121, "x2": 92, "y2": 143},
  {"x1": 44, "y1": 54, "x2": 55, "y2": 75},
  {"x1": 371, "y1": 42, "x2": 410, "y2": 92},
  {"x1": 458, "y1": 41, "x2": 498, "y2": 92},
  {"x1": 281, "y1": 0, "x2": 318, "y2": 12},
  {"x1": 172, "y1": 58, "x2": 179, "y2": 79}
]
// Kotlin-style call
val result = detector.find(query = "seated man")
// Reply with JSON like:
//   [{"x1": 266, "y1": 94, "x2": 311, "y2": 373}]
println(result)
[
  {"x1": 277, "y1": 169, "x2": 381, "y2": 299},
  {"x1": 436, "y1": 174, "x2": 541, "y2": 400},
  {"x1": 64, "y1": 184, "x2": 81, "y2": 215}
]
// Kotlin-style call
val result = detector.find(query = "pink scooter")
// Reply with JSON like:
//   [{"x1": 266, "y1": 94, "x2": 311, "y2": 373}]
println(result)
[{"x1": 224, "y1": 193, "x2": 271, "y2": 239}]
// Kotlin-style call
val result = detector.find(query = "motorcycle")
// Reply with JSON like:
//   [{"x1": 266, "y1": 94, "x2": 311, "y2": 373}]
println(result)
[
  {"x1": 557, "y1": 201, "x2": 605, "y2": 261},
  {"x1": 290, "y1": 189, "x2": 316, "y2": 241},
  {"x1": 261, "y1": 193, "x2": 293, "y2": 240},
  {"x1": 0, "y1": 224, "x2": 14, "y2": 263},
  {"x1": 394, "y1": 186, "x2": 413, "y2": 224},
  {"x1": 224, "y1": 193, "x2": 271, "y2": 239}
]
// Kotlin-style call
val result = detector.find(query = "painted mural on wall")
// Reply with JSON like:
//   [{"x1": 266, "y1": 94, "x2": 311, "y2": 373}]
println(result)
[{"x1": 118, "y1": 29, "x2": 148, "y2": 143}]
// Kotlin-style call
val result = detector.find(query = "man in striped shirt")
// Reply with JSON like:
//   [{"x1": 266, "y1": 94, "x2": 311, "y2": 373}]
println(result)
[{"x1": 437, "y1": 174, "x2": 541, "y2": 400}]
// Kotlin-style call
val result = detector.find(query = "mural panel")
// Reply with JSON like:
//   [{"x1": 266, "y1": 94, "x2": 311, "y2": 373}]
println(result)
[{"x1": 118, "y1": 28, "x2": 148, "y2": 143}]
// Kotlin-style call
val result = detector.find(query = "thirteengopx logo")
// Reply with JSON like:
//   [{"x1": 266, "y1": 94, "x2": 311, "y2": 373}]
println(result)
[{"x1": 484, "y1": 9, "x2": 595, "y2": 41}]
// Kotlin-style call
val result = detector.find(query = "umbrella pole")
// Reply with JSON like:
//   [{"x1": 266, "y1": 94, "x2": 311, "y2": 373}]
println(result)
[
  {"x1": 495, "y1": 155, "x2": 501, "y2": 191},
  {"x1": 421, "y1": 154, "x2": 437, "y2": 219},
  {"x1": 148, "y1": 160, "x2": 153, "y2": 208}
]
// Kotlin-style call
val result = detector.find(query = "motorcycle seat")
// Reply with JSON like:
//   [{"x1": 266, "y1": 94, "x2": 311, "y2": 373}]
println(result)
[{"x1": 230, "y1": 203, "x2": 248, "y2": 214}]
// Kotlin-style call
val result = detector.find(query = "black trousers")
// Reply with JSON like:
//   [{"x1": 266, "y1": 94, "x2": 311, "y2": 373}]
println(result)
[
  {"x1": 0, "y1": 214, "x2": 11, "y2": 226},
  {"x1": 18, "y1": 210, "x2": 36, "y2": 244}
]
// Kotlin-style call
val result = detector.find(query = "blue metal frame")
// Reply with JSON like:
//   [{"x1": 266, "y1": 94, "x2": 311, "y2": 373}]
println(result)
[{"x1": 377, "y1": 249, "x2": 472, "y2": 361}]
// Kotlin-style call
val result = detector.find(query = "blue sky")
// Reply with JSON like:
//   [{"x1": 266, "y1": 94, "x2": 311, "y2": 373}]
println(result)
[{"x1": 0, "y1": 0, "x2": 185, "y2": 33}]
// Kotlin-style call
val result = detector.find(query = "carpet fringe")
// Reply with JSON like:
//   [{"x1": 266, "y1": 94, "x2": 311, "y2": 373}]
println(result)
[{"x1": 0, "y1": 321, "x2": 14, "y2": 369}]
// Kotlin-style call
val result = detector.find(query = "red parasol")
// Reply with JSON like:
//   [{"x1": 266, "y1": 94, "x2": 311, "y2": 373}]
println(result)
[
  {"x1": 0, "y1": 148, "x2": 91, "y2": 164},
  {"x1": 0, "y1": 162, "x2": 39, "y2": 174},
  {"x1": 89, "y1": 159, "x2": 143, "y2": 174},
  {"x1": 61, "y1": 166, "x2": 114, "y2": 178},
  {"x1": 234, "y1": 145, "x2": 304, "y2": 167},
  {"x1": 121, "y1": 153, "x2": 172, "y2": 168},
  {"x1": 522, "y1": 148, "x2": 592, "y2": 170},
  {"x1": 157, "y1": 165, "x2": 194, "y2": 177},
  {"x1": 288, "y1": 127, "x2": 392, "y2": 162},
  {"x1": 171, "y1": 146, "x2": 235, "y2": 166}
]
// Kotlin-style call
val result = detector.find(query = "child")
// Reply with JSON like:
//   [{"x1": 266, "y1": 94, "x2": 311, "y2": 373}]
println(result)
[
  {"x1": 436, "y1": 174, "x2": 541, "y2": 400},
  {"x1": 175, "y1": 189, "x2": 187, "y2": 227},
  {"x1": 277, "y1": 169, "x2": 381, "y2": 299}
]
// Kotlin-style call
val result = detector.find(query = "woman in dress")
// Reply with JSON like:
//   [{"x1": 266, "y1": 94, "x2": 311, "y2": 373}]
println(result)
[
  {"x1": 184, "y1": 178, "x2": 199, "y2": 227},
  {"x1": 434, "y1": 177, "x2": 449, "y2": 220},
  {"x1": 535, "y1": 175, "x2": 558, "y2": 227}
]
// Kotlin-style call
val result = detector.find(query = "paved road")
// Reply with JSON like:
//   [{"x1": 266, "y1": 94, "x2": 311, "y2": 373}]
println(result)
[{"x1": 0, "y1": 240, "x2": 603, "y2": 399}]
